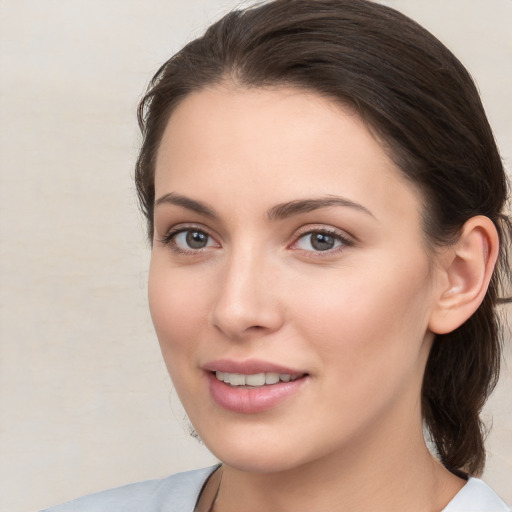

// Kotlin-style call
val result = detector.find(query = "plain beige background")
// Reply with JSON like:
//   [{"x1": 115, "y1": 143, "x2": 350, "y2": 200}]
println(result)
[{"x1": 0, "y1": 1, "x2": 511, "y2": 511}]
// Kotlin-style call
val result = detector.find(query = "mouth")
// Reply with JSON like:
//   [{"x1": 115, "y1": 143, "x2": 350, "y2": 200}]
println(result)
[
  {"x1": 204, "y1": 361, "x2": 309, "y2": 414},
  {"x1": 213, "y1": 371, "x2": 306, "y2": 388}
]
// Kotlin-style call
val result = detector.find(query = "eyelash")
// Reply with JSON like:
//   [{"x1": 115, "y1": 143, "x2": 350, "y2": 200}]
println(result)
[
  {"x1": 291, "y1": 227, "x2": 354, "y2": 256},
  {"x1": 158, "y1": 225, "x2": 354, "y2": 256},
  {"x1": 158, "y1": 225, "x2": 216, "y2": 255}
]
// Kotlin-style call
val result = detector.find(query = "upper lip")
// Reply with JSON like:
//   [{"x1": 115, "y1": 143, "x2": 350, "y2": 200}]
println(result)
[{"x1": 202, "y1": 358, "x2": 306, "y2": 376}]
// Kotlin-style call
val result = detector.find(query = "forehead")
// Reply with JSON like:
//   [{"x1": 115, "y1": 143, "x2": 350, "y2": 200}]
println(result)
[{"x1": 154, "y1": 85, "x2": 424, "y2": 227}]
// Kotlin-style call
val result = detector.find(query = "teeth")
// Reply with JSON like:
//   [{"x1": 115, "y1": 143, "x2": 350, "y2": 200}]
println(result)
[
  {"x1": 265, "y1": 372, "x2": 280, "y2": 384},
  {"x1": 215, "y1": 371, "x2": 301, "y2": 387},
  {"x1": 246, "y1": 373, "x2": 266, "y2": 386},
  {"x1": 229, "y1": 373, "x2": 246, "y2": 386}
]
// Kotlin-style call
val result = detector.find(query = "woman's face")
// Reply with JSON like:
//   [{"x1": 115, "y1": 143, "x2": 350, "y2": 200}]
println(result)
[{"x1": 149, "y1": 86, "x2": 443, "y2": 473}]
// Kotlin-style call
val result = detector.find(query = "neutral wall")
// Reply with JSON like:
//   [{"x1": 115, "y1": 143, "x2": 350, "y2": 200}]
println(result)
[{"x1": 0, "y1": 1, "x2": 510, "y2": 511}]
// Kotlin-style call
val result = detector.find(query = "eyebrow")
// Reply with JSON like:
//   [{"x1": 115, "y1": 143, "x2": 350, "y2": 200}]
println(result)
[
  {"x1": 154, "y1": 192, "x2": 217, "y2": 218},
  {"x1": 267, "y1": 196, "x2": 374, "y2": 221},
  {"x1": 154, "y1": 193, "x2": 374, "y2": 221}
]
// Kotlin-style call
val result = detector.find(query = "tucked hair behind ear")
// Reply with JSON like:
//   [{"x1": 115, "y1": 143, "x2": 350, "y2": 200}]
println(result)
[{"x1": 136, "y1": 0, "x2": 511, "y2": 476}]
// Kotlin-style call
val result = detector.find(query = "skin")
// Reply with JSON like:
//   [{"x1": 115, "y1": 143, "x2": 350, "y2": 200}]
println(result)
[{"x1": 149, "y1": 85, "x2": 467, "y2": 511}]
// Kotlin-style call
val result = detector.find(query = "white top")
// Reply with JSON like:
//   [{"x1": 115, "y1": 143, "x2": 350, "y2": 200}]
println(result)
[
  {"x1": 442, "y1": 477, "x2": 511, "y2": 512},
  {"x1": 39, "y1": 466, "x2": 511, "y2": 512}
]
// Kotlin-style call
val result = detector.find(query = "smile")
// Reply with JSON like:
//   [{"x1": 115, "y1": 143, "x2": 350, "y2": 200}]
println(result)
[
  {"x1": 207, "y1": 370, "x2": 309, "y2": 414},
  {"x1": 215, "y1": 371, "x2": 303, "y2": 387}
]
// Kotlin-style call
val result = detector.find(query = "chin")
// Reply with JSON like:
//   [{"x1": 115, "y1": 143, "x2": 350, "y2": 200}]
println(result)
[
  {"x1": 212, "y1": 447, "x2": 304, "y2": 474},
  {"x1": 192, "y1": 420, "x2": 327, "y2": 475}
]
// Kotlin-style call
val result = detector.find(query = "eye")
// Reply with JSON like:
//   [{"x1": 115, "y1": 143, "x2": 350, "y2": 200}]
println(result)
[
  {"x1": 293, "y1": 229, "x2": 352, "y2": 252},
  {"x1": 175, "y1": 230, "x2": 212, "y2": 249},
  {"x1": 160, "y1": 227, "x2": 218, "y2": 253}
]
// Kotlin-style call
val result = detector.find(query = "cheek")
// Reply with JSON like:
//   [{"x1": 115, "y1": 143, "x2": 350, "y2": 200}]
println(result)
[
  {"x1": 291, "y1": 266, "x2": 433, "y2": 441},
  {"x1": 291, "y1": 255, "x2": 433, "y2": 382},
  {"x1": 148, "y1": 258, "x2": 210, "y2": 372}
]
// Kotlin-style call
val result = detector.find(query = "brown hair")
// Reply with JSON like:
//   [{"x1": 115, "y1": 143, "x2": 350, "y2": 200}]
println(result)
[{"x1": 135, "y1": 0, "x2": 511, "y2": 476}]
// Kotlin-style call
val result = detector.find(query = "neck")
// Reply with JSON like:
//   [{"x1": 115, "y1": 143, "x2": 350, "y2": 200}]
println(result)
[{"x1": 212, "y1": 414, "x2": 464, "y2": 512}]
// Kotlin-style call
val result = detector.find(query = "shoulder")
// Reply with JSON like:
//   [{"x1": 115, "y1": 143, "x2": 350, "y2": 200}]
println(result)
[
  {"x1": 443, "y1": 477, "x2": 511, "y2": 512},
  {"x1": 39, "y1": 466, "x2": 218, "y2": 512}
]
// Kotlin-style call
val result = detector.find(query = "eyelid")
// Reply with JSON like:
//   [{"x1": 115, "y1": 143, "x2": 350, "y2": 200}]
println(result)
[
  {"x1": 157, "y1": 223, "x2": 220, "y2": 253},
  {"x1": 289, "y1": 225, "x2": 355, "y2": 253}
]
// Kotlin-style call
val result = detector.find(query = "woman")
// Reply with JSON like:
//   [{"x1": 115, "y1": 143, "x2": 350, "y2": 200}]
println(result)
[{"x1": 43, "y1": 0, "x2": 511, "y2": 510}]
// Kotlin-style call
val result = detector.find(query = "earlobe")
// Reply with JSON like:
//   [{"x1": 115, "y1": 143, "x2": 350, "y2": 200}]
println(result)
[{"x1": 428, "y1": 216, "x2": 499, "y2": 335}]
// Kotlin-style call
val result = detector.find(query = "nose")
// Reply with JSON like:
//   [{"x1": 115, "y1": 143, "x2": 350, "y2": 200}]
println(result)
[{"x1": 210, "y1": 248, "x2": 284, "y2": 341}]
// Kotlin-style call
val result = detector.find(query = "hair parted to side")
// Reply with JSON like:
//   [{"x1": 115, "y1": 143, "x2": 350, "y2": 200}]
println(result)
[{"x1": 136, "y1": 0, "x2": 511, "y2": 476}]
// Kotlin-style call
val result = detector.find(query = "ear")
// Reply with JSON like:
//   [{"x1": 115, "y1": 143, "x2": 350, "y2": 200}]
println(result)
[{"x1": 429, "y1": 216, "x2": 499, "y2": 335}]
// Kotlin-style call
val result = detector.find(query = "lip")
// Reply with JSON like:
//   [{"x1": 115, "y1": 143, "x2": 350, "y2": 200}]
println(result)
[
  {"x1": 202, "y1": 358, "x2": 304, "y2": 376},
  {"x1": 203, "y1": 359, "x2": 309, "y2": 414}
]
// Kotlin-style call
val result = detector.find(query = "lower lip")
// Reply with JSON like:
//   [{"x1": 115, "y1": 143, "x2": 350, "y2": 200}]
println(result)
[{"x1": 207, "y1": 372, "x2": 308, "y2": 414}]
